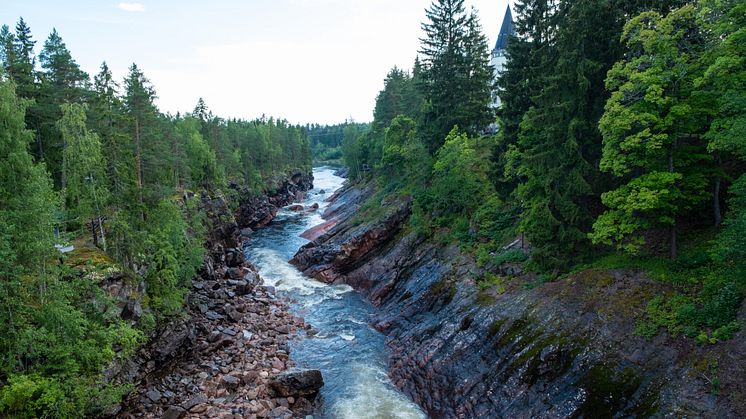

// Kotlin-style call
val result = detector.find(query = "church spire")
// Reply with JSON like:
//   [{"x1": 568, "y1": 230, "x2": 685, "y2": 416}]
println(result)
[{"x1": 493, "y1": 5, "x2": 514, "y2": 52}]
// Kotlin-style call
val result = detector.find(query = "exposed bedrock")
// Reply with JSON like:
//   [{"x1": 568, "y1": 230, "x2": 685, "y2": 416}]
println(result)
[
  {"x1": 291, "y1": 183, "x2": 746, "y2": 418},
  {"x1": 235, "y1": 171, "x2": 314, "y2": 230}
]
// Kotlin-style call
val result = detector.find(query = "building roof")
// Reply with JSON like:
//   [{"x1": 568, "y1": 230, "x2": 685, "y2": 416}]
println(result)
[{"x1": 493, "y1": 6, "x2": 514, "y2": 52}]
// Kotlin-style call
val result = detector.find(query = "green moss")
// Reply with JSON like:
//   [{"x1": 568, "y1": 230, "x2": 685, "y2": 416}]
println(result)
[
  {"x1": 476, "y1": 290, "x2": 496, "y2": 306},
  {"x1": 428, "y1": 277, "x2": 457, "y2": 305},
  {"x1": 576, "y1": 365, "x2": 657, "y2": 417},
  {"x1": 496, "y1": 317, "x2": 533, "y2": 349},
  {"x1": 487, "y1": 319, "x2": 506, "y2": 338}
]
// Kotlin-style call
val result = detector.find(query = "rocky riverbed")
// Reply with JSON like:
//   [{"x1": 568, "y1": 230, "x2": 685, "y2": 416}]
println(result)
[{"x1": 113, "y1": 171, "x2": 323, "y2": 419}]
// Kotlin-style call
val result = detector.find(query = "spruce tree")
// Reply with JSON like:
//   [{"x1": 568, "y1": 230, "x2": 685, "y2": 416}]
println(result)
[
  {"x1": 419, "y1": 0, "x2": 494, "y2": 151},
  {"x1": 9, "y1": 18, "x2": 36, "y2": 99},
  {"x1": 91, "y1": 62, "x2": 138, "y2": 203},
  {"x1": 494, "y1": 0, "x2": 556, "y2": 201},
  {"x1": 36, "y1": 29, "x2": 91, "y2": 188},
  {"x1": 514, "y1": 0, "x2": 632, "y2": 270}
]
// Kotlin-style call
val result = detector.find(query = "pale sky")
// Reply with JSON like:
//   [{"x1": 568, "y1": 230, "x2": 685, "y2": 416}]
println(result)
[{"x1": 1, "y1": 0, "x2": 511, "y2": 125}]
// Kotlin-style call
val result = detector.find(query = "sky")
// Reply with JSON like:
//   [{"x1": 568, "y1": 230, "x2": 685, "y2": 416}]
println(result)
[{"x1": 1, "y1": 0, "x2": 512, "y2": 125}]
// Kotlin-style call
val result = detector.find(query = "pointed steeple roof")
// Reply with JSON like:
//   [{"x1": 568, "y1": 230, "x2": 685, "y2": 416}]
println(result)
[{"x1": 493, "y1": 6, "x2": 514, "y2": 51}]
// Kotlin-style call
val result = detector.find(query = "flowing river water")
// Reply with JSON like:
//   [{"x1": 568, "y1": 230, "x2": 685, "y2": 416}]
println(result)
[{"x1": 243, "y1": 166, "x2": 426, "y2": 419}]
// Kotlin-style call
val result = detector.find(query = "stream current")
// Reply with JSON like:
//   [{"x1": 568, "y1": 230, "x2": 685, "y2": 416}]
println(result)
[{"x1": 243, "y1": 166, "x2": 426, "y2": 419}]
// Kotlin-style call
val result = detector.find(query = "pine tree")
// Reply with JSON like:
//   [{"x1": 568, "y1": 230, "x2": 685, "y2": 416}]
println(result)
[
  {"x1": 123, "y1": 63, "x2": 158, "y2": 216},
  {"x1": 39, "y1": 29, "x2": 89, "y2": 102}
]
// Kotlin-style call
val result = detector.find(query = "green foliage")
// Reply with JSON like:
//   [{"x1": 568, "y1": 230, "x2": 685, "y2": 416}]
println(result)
[
  {"x1": 635, "y1": 294, "x2": 698, "y2": 338},
  {"x1": 378, "y1": 116, "x2": 431, "y2": 192},
  {"x1": 340, "y1": 123, "x2": 366, "y2": 179},
  {"x1": 58, "y1": 102, "x2": 110, "y2": 236},
  {"x1": 1, "y1": 18, "x2": 314, "y2": 418},
  {"x1": 711, "y1": 175, "x2": 746, "y2": 283},
  {"x1": 0, "y1": 77, "x2": 57, "y2": 274},
  {"x1": 699, "y1": 0, "x2": 746, "y2": 161},
  {"x1": 175, "y1": 116, "x2": 223, "y2": 188},
  {"x1": 594, "y1": 5, "x2": 713, "y2": 258},
  {"x1": 419, "y1": 0, "x2": 494, "y2": 151},
  {"x1": 477, "y1": 273, "x2": 507, "y2": 294},
  {"x1": 308, "y1": 122, "x2": 368, "y2": 167},
  {"x1": 134, "y1": 199, "x2": 205, "y2": 317},
  {"x1": 428, "y1": 129, "x2": 491, "y2": 216}
]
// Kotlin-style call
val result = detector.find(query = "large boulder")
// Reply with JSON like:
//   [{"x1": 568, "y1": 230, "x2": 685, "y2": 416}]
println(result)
[{"x1": 269, "y1": 368, "x2": 323, "y2": 397}]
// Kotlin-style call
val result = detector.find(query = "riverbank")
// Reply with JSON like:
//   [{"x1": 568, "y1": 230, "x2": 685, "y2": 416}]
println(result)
[
  {"x1": 242, "y1": 167, "x2": 426, "y2": 418},
  {"x1": 292, "y1": 180, "x2": 746, "y2": 418},
  {"x1": 113, "y1": 171, "x2": 323, "y2": 418}
]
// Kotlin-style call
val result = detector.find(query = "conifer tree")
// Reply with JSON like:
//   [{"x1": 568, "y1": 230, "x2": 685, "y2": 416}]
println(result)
[
  {"x1": 90, "y1": 62, "x2": 138, "y2": 203},
  {"x1": 494, "y1": 0, "x2": 557, "y2": 200},
  {"x1": 123, "y1": 63, "x2": 158, "y2": 215},
  {"x1": 419, "y1": 0, "x2": 494, "y2": 151},
  {"x1": 8, "y1": 18, "x2": 36, "y2": 99},
  {"x1": 0, "y1": 76, "x2": 57, "y2": 276},
  {"x1": 513, "y1": 0, "x2": 631, "y2": 270},
  {"x1": 58, "y1": 103, "x2": 109, "y2": 248},
  {"x1": 36, "y1": 29, "x2": 91, "y2": 188},
  {"x1": 0, "y1": 25, "x2": 15, "y2": 72}
]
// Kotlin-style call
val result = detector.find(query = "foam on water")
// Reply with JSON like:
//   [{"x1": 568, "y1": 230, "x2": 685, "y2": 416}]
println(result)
[
  {"x1": 328, "y1": 364, "x2": 426, "y2": 419},
  {"x1": 244, "y1": 167, "x2": 426, "y2": 419}
]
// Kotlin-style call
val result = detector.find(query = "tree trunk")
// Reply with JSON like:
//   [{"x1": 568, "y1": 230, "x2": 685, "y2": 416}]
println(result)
[
  {"x1": 91, "y1": 219, "x2": 99, "y2": 247},
  {"x1": 36, "y1": 127, "x2": 44, "y2": 160},
  {"x1": 98, "y1": 216, "x2": 107, "y2": 252}
]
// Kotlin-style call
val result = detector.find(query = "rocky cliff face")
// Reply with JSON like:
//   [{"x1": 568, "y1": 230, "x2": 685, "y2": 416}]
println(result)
[
  {"x1": 292, "y1": 183, "x2": 746, "y2": 418},
  {"x1": 235, "y1": 172, "x2": 314, "y2": 230},
  {"x1": 111, "y1": 172, "x2": 321, "y2": 418}
]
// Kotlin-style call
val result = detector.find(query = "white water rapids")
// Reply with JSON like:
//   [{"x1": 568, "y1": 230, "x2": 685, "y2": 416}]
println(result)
[{"x1": 243, "y1": 167, "x2": 426, "y2": 419}]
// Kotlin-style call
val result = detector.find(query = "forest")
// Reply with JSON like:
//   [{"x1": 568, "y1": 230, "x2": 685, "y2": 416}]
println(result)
[
  {"x1": 0, "y1": 19, "x2": 310, "y2": 416},
  {"x1": 342, "y1": 0, "x2": 744, "y2": 348},
  {"x1": 1, "y1": 0, "x2": 745, "y2": 416},
  {"x1": 306, "y1": 122, "x2": 371, "y2": 165}
]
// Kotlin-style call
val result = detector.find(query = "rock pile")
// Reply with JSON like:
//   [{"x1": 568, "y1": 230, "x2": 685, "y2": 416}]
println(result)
[
  {"x1": 116, "y1": 179, "x2": 322, "y2": 419},
  {"x1": 119, "y1": 280, "x2": 320, "y2": 419}
]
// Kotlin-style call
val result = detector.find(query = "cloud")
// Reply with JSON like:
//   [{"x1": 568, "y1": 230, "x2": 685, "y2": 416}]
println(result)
[{"x1": 117, "y1": 2, "x2": 145, "y2": 12}]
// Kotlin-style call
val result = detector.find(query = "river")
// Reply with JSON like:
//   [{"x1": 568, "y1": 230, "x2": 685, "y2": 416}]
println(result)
[{"x1": 243, "y1": 166, "x2": 426, "y2": 419}]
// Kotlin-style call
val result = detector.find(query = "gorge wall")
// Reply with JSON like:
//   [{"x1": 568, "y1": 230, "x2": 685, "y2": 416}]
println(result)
[
  {"x1": 292, "y1": 182, "x2": 746, "y2": 418},
  {"x1": 109, "y1": 171, "x2": 320, "y2": 418}
]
